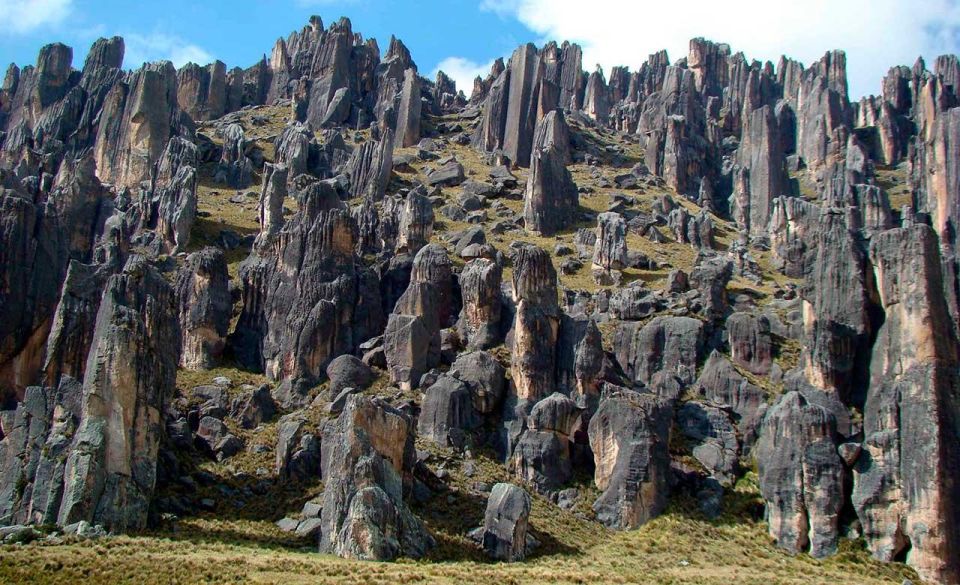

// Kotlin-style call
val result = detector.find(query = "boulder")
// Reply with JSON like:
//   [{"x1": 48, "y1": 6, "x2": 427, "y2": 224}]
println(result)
[
  {"x1": 481, "y1": 483, "x2": 532, "y2": 561},
  {"x1": 589, "y1": 387, "x2": 673, "y2": 530}
]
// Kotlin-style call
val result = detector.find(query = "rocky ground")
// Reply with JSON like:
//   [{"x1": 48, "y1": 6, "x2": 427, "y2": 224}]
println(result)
[{"x1": 1, "y1": 14, "x2": 958, "y2": 585}]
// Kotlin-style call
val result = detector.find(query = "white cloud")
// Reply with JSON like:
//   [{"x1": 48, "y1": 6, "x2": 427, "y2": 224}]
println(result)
[
  {"x1": 483, "y1": 0, "x2": 960, "y2": 98},
  {"x1": 432, "y1": 56, "x2": 497, "y2": 97},
  {"x1": 0, "y1": 0, "x2": 72, "y2": 35},
  {"x1": 123, "y1": 32, "x2": 213, "y2": 69}
]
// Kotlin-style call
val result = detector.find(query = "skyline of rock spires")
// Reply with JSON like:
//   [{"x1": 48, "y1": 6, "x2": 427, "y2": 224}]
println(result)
[{"x1": 1, "y1": 13, "x2": 960, "y2": 585}]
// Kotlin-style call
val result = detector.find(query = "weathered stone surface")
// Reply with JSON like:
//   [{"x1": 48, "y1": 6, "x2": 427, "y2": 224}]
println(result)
[
  {"x1": 726, "y1": 312, "x2": 774, "y2": 375},
  {"x1": 734, "y1": 104, "x2": 788, "y2": 237},
  {"x1": 800, "y1": 210, "x2": 873, "y2": 403},
  {"x1": 0, "y1": 377, "x2": 82, "y2": 527},
  {"x1": 768, "y1": 196, "x2": 821, "y2": 278},
  {"x1": 232, "y1": 188, "x2": 376, "y2": 405},
  {"x1": 510, "y1": 244, "x2": 559, "y2": 402},
  {"x1": 614, "y1": 316, "x2": 704, "y2": 391},
  {"x1": 695, "y1": 351, "x2": 766, "y2": 447},
  {"x1": 756, "y1": 391, "x2": 845, "y2": 558},
  {"x1": 512, "y1": 393, "x2": 580, "y2": 493},
  {"x1": 853, "y1": 225, "x2": 960, "y2": 585},
  {"x1": 177, "y1": 60, "x2": 227, "y2": 121},
  {"x1": 523, "y1": 111, "x2": 578, "y2": 236},
  {"x1": 448, "y1": 351, "x2": 506, "y2": 414},
  {"x1": 677, "y1": 401, "x2": 739, "y2": 485},
  {"x1": 689, "y1": 255, "x2": 733, "y2": 321},
  {"x1": 94, "y1": 61, "x2": 190, "y2": 189},
  {"x1": 214, "y1": 123, "x2": 252, "y2": 188},
  {"x1": 347, "y1": 129, "x2": 393, "y2": 200},
  {"x1": 556, "y1": 313, "x2": 606, "y2": 410},
  {"x1": 396, "y1": 186, "x2": 434, "y2": 254},
  {"x1": 417, "y1": 374, "x2": 476, "y2": 446},
  {"x1": 589, "y1": 387, "x2": 673, "y2": 530},
  {"x1": 395, "y1": 68, "x2": 421, "y2": 148},
  {"x1": 593, "y1": 212, "x2": 627, "y2": 271},
  {"x1": 457, "y1": 258, "x2": 503, "y2": 350},
  {"x1": 175, "y1": 248, "x2": 230, "y2": 370},
  {"x1": 481, "y1": 483, "x2": 532, "y2": 561},
  {"x1": 326, "y1": 355, "x2": 373, "y2": 398},
  {"x1": 57, "y1": 256, "x2": 179, "y2": 531},
  {"x1": 319, "y1": 395, "x2": 433, "y2": 560},
  {"x1": 503, "y1": 44, "x2": 541, "y2": 167}
]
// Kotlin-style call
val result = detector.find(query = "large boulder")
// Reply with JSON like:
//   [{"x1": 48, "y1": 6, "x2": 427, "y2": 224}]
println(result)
[
  {"x1": 457, "y1": 258, "x2": 503, "y2": 350},
  {"x1": 319, "y1": 395, "x2": 433, "y2": 560},
  {"x1": 481, "y1": 483, "x2": 532, "y2": 561},
  {"x1": 614, "y1": 316, "x2": 704, "y2": 393},
  {"x1": 175, "y1": 247, "x2": 231, "y2": 370},
  {"x1": 588, "y1": 387, "x2": 673, "y2": 530},
  {"x1": 756, "y1": 391, "x2": 845, "y2": 559},
  {"x1": 523, "y1": 111, "x2": 578, "y2": 236},
  {"x1": 510, "y1": 244, "x2": 560, "y2": 402}
]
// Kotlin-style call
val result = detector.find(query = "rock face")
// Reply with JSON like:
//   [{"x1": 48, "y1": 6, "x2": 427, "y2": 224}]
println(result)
[
  {"x1": 511, "y1": 392, "x2": 581, "y2": 493},
  {"x1": 800, "y1": 210, "x2": 873, "y2": 404},
  {"x1": 457, "y1": 258, "x2": 503, "y2": 350},
  {"x1": 481, "y1": 483, "x2": 532, "y2": 561},
  {"x1": 503, "y1": 44, "x2": 541, "y2": 167},
  {"x1": 756, "y1": 391, "x2": 845, "y2": 558},
  {"x1": 232, "y1": 184, "x2": 377, "y2": 405},
  {"x1": 593, "y1": 212, "x2": 627, "y2": 271},
  {"x1": 854, "y1": 226, "x2": 960, "y2": 585},
  {"x1": 395, "y1": 68, "x2": 421, "y2": 148},
  {"x1": 614, "y1": 316, "x2": 704, "y2": 392},
  {"x1": 589, "y1": 387, "x2": 673, "y2": 529},
  {"x1": 510, "y1": 245, "x2": 560, "y2": 402},
  {"x1": 385, "y1": 244, "x2": 452, "y2": 391},
  {"x1": 319, "y1": 395, "x2": 433, "y2": 560},
  {"x1": 175, "y1": 248, "x2": 231, "y2": 370},
  {"x1": 417, "y1": 374, "x2": 476, "y2": 446},
  {"x1": 177, "y1": 61, "x2": 227, "y2": 121},
  {"x1": 523, "y1": 111, "x2": 578, "y2": 236},
  {"x1": 734, "y1": 105, "x2": 787, "y2": 238},
  {"x1": 0, "y1": 257, "x2": 178, "y2": 531}
]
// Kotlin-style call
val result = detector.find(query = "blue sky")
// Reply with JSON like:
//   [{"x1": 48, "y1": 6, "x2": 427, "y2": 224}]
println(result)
[{"x1": 2, "y1": 0, "x2": 960, "y2": 98}]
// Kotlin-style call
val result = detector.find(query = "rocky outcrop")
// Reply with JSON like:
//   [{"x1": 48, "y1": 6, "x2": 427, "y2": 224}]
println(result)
[
  {"x1": 319, "y1": 395, "x2": 433, "y2": 560},
  {"x1": 695, "y1": 351, "x2": 766, "y2": 447},
  {"x1": 614, "y1": 316, "x2": 704, "y2": 394},
  {"x1": 396, "y1": 186, "x2": 434, "y2": 255},
  {"x1": 0, "y1": 154, "x2": 112, "y2": 401},
  {"x1": 510, "y1": 245, "x2": 560, "y2": 402},
  {"x1": 756, "y1": 391, "x2": 845, "y2": 558},
  {"x1": 448, "y1": 351, "x2": 506, "y2": 415},
  {"x1": 23, "y1": 257, "x2": 179, "y2": 532},
  {"x1": 94, "y1": 61, "x2": 191, "y2": 189},
  {"x1": 395, "y1": 68, "x2": 421, "y2": 148},
  {"x1": 511, "y1": 393, "x2": 581, "y2": 493},
  {"x1": 214, "y1": 123, "x2": 252, "y2": 188},
  {"x1": 523, "y1": 110, "x2": 578, "y2": 236},
  {"x1": 589, "y1": 387, "x2": 673, "y2": 530},
  {"x1": 347, "y1": 129, "x2": 393, "y2": 200},
  {"x1": 232, "y1": 184, "x2": 379, "y2": 405},
  {"x1": 800, "y1": 210, "x2": 873, "y2": 404},
  {"x1": 726, "y1": 312, "x2": 774, "y2": 375},
  {"x1": 768, "y1": 196, "x2": 821, "y2": 278},
  {"x1": 734, "y1": 104, "x2": 787, "y2": 238},
  {"x1": 457, "y1": 258, "x2": 503, "y2": 350},
  {"x1": 417, "y1": 374, "x2": 476, "y2": 446},
  {"x1": 592, "y1": 212, "x2": 627, "y2": 271},
  {"x1": 853, "y1": 225, "x2": 960, "y2": 585},
  {"x1": 385, "y1": 245, "x2": 453, "y2": 391},
  {"x1": 175, "y1": 247, "x2": 231, "y2": 370},
  {"x1": 503, "y1": 44, "x2": 541, "y2": 167},
  {"x1": 176, "y1": 61, "x2": 227, "y2": 121},
  {"x1": 481, "y1": 483, "x2": 532, "y2": 561}
]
